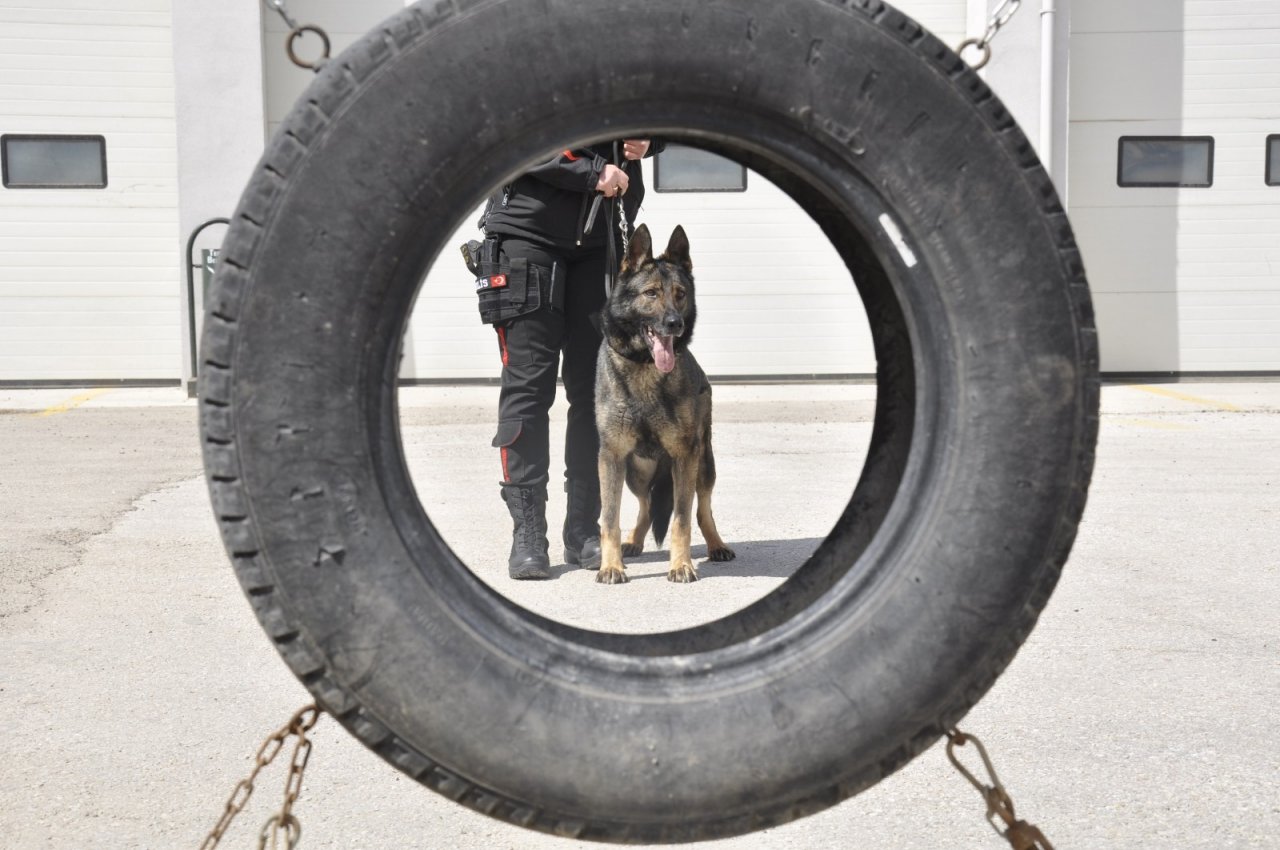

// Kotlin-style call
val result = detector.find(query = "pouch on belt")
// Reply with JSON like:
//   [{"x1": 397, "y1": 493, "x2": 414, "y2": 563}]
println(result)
[{"x1": 463, "y1": 239, "x2": 565, "y2": 325}]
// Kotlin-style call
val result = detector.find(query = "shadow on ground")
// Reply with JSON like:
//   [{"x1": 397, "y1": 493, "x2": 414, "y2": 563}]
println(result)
[{"x1": 551, "y1": 537, "x2": 824, "y2": 581}]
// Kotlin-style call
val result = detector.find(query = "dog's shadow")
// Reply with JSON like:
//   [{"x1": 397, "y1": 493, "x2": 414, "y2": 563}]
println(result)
[{"x1": 561, "y1": 537, "x2": 824, "y2": 581}]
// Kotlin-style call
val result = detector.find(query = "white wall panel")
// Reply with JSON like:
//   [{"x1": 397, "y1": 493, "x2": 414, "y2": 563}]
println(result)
[
  {"x1": 1068, "y1": 0, "x2": 1280, "y2": 372},
  {"x1": 1089, "y1": 292, "x2": 1182, "y2": 372},
  {"x1": 1074, "y1": 1, "x2": 1183, "y2": 34},
  {"x1": 1070, "y1": 34, "x2": 1186, "y2": 122},
  {"x1": 0, "y1": 0, "x2": 180, "y2": 381}
]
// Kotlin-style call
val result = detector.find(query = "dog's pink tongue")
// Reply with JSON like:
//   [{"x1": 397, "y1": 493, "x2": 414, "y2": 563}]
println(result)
[{"x1": 651, "y1": 335, "x2": 676, "y2": 374}]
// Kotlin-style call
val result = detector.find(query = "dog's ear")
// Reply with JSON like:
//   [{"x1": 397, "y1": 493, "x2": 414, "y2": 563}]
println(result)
[
  {"x1": 660, "y1": 224, "x2": 693, "y2": 273},
  {"x1": 622, "y1": 223, "x2": 653, "y2": 274}
]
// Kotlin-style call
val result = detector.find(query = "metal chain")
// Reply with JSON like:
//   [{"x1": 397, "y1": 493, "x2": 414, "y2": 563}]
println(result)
[
  {"x1": 261, "y1": 0, "x2": 331, "y2": 72},
  {"x1": 957, "y1": 0, "x2": 1023, "y2": 70},
  {"x1": 263, "y1": 0, "x2": 299, "y2": 30},
  {"x1": 946, "y1": 728, "x2": 1054, "y2": 850},
  {"x1": 617, "y1": 197, "x2": 630, "y2": 259},
  {"x1": 201, "y1": 704, "x2": 323, "y2": 850}
]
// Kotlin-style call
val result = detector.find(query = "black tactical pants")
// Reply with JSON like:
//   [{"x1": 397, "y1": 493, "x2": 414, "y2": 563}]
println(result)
[{"x1": 490, "y1": 237, "x2": 608, "y2": 491}]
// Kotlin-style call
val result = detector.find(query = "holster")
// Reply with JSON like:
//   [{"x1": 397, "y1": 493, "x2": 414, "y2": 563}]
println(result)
[{"x1": 462, "y1": 237, "x2": 566, "y2": 325}]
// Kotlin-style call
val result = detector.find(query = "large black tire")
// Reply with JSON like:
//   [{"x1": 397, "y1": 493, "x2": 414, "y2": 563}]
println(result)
[{"x1": 201, "y1": 0, "x2": 1098, "y2": 842}]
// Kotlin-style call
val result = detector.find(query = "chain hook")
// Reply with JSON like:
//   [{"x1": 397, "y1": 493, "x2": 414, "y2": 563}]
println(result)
[
  {"x1": 946, "y1": 728, "x2": 1055, "y2": 850},
  {"x1": 956, "y1": 38, "x2": 994, "y2": 70},
  {"x1": 261, "y1": 0, "x2": 331, "y2": 72},
  {"x1": 286, "y1": 26, "x2": 331, "y2": 72},
  {"x1": 258, "y1": 814, "x2": 301, "y2": 850},
  {"x1": 956, "y1": 0, "x2": 1023, "y2": 70}
]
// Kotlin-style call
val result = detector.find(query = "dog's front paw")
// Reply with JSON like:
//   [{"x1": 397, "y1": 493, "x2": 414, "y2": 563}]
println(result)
[
  {"x1": 621, "y1": 541, "x2": 644, "y2": 557},
  {"x1": 596, "y1": 566, "x2": 630, "y2": 585},
  {"x1": 708, "y1": 546, "x2": 736, "y2": 562},
  {"x1": 667, "y1": 562, "x2": 698, "y2": 583}
]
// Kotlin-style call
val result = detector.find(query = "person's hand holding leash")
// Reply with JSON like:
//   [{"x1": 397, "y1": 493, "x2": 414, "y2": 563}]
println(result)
[
  {"x1": 597, "y1": 140, "x2": 652, "y2": 197},
  {"x1": 596, "y1": 164, "x2": 629, "y2": 197}
]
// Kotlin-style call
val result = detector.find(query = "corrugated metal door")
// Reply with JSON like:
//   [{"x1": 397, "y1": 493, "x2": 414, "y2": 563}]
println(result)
[
  {"x1": 1069, "y1": 0, "x2": 1280, "y2": 372},
  {"x1": 0, "y1": 1, "x2": 180, "y2": 381}
]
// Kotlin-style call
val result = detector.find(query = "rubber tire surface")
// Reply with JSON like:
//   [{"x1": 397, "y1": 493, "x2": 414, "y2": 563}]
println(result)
[{"x1": 201, "y1": 0, "x2": 1098, "y2": 843}]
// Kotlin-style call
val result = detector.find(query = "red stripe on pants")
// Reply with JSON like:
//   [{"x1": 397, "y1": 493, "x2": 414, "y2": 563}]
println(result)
[
  {"x1": 497, "y1": 325, "x2": 510, "y2": 480},
  {"x1": 496, "y1": 325, "x2": 509, "y2": 366}
]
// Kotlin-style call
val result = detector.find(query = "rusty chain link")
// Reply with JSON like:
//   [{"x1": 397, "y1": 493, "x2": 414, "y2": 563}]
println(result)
[
  {"x1": 261, "y1": 0, "x2": 331, "y2": 72},
  {"x1": 946, "y1": 728, "x2": 1054, "y2": 850},
  {"x1": 957, "y1": 0, "x2": 1023, "y2": 70},
  {"x1": 201, "y1": 704, "x2": 323, "y2": 850}
]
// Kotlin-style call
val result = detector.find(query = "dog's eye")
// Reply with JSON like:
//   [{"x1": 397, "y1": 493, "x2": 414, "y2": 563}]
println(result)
[
  {"x1": 674, "y1": 289, "x2": 686, "y2": 301},
  {"x1": 644, "y1": 289, "x2": 659, "y2": 299}
]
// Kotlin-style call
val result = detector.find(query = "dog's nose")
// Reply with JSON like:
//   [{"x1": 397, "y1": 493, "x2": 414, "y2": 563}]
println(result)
[{"x1": 661, "y1": 313, "x2": 683, "y2": 334}]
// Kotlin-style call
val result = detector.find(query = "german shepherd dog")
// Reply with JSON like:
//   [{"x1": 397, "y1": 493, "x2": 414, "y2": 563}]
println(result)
[{"x1": 592, "y1": 224, "x2": 735, "y2": 584}]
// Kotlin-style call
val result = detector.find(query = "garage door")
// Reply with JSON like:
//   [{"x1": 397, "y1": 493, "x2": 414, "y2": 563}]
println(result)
[
  {"x1": 1069, "y1": 0, "x2": 1280, "y2": 373},
  {"x1": 0, "y1": 2, "x2": 180, "y2": 382}
]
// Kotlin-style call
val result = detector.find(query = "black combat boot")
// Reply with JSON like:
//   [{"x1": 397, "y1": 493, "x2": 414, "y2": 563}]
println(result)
[
  {"x1": 502, "y1": 485, "x2": 551, "y2": 580},
  {"x1": 563, "y1": 478, "x2": 602, "y2": 570}
]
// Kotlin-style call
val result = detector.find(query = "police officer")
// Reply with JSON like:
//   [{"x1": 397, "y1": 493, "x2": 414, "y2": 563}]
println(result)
[{"x1": 481, "y1": 139, "x2": 660, "y2": 579}]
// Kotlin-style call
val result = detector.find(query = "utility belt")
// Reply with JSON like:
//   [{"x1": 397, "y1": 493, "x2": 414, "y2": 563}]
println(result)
[{"x1": 460, "y1": 236, "x2": 565, "y2": 325}]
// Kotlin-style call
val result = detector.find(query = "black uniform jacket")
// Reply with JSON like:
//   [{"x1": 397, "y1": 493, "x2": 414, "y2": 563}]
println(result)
[{"x1": 483, "y1": 140, "x2": 663, "y2": 251}]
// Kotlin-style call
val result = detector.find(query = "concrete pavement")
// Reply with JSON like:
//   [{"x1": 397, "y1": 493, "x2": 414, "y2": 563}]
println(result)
[{"x1": 0, "y1": 381, "x2": 1277, "y2": 848}]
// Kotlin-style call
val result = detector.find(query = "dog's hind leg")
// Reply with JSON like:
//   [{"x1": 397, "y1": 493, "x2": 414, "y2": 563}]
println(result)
[
  {"x1": 622, "y1": 456, "x2": 657, "y2": 556},
  {"x1": 697, "y1": 442, "x2": 735, "y2": 562},
  {"x1": 695, "y1": 488, "x2": 735, "y2": 563},
  {"x1": 623, "y1": 506, "x2": 650, "y2": 557}
]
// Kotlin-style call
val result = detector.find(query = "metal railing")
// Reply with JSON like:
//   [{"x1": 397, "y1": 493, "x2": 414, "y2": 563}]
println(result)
[{"x1": 185, "y1": 217, "x2": 231, "y2": 397}]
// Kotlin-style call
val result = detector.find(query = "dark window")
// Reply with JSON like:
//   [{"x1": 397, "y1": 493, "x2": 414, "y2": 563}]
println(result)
[
  {"x1": 654, "y1": 144, "x2": 746, "y2": 192},
  {"x1": 1117, "y1": 136, "x2": 1213, "y2": 188},
  {"x1": 1, "y1": 134, "x2": 108, "y2": 189},
  {"x1": 1267, "y1": 135, "x2": 1280, "y2": 187}
]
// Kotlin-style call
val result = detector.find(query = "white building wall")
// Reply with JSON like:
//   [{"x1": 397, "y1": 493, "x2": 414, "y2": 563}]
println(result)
[
  {"x1": 172, "y1": 1, "x2": 266, "y2": 390},
  {"x1": 0, "y1": 1, "x2": 180, "y2": 381},
  {"x1": 1069, "y1": 0, "x2": 1280, "y2": 372},
  {"x1": 6, "y1": 1, "x2": 1277, "y2": 381}
]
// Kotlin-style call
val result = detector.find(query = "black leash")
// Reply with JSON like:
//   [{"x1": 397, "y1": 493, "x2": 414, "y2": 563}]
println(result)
[
  {"x1": 574, "y1": 142, "x2": 624, "y2": 297},
  {"x1": 604, "y1": 140, "x2": 623, "y2": 297}
]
